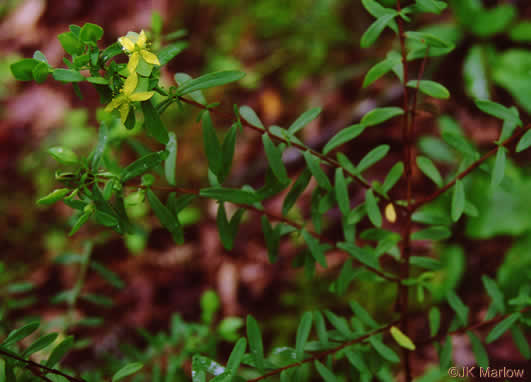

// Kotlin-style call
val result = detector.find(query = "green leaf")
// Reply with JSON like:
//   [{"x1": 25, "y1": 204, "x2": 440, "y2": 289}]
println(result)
[
  {"x1": 463, "y1": 45, "x2": 490, "y2": 99},
  {"x1": 58, "y1": 32, "x2": 84, "y2": 55},
  {"x1": 324, "y1": 310, "x2": 352, "y2": 338},
  {"x1": 80, "y1": 23, "x2": 103, "y2": 42},
  {"x1": 491, "y1": 147, "x2": 506, "y2": 190},
  {"x1": 323, "y1": 124, "x2": 366, "y2": 154},
  {"x1": 221, "y1": 124, "x2": 238, "y2": 181},
  {"x1": 361, "y1": 0, "x2": 398, "y2": 33},
  {"x1": 447, "y1": 291, "x2": 469, "y2": 326},
  {"x1": 368, "y1": 336, "x2": 400, "y2": 363},
  {"x1": 239, "y1": 106, "x2": 264, "y2": 129},
  {"x1": 200, "y1": 187, "x2": 259, "y2": 204},
  {"x1": 226, "y1": 338, "x2": 247, "y2": 374},
  {"x1": 201, "y1": 112, "x2": 223, "y2": 177},
  {"x1": 216, "y1": 204, "x2": 244, "y2": 251},
  {"x1": 263, "y1": 134, "x2": 289, "y2": 184},
  {"x1": 429, "y1": 307, "x2": 440, "y2": 336},
  {"x1": 405, "y1": 31, "x2": 451, "y2": 48},
  {"x1": 175, "y1": 71, "x2": 245, "y2": 96},
  {"x1": 511, "y1": 325, "x2": 531, "y2": 360},
  {"x1": 313, "y1": 311, "x2": 328, "y2": 346},
  {"x1": 365, "y1": 189, "x2": 382, "y2": 228},
  {"x1": 417, "y1": 156, "x2": 443, "y2": 187},
  {"x1": 439, "y1": 336, "x2": 452, "y2": 369},
  {"x1": 407, "y1": 80, "x2": 450, "y2": 99},
  {"x1": 467, "y1": 331, "x2": 489, "y2": 368},
  {"x1": 142, "y1": 99, "x2": 169, "y2": 144},
  {"x1": 349, "y1": 301, "x2": 379, "y2": 328},
  {"x1": 112, "y1": 363, "x2": 144, "y2": 382},
  {"x1": 296, "y1": 312, "x2": 312, "y2": 360},
  {"x1": 69, "y1": 210, "x2": 92, "y2": 236},
  {"x1": 410, "y1": 256, "x2": 441, "y2": 270},
  {"x1": 91, "y1": 261, "x2": 124, "y2": 289},
  {"x1": 158, "y1": 42, "x2": 188, "y2": 66},
  {"x1": 11, "y1": 58, "x2": 40, "y2": 81},
  {"x1": 121, "y1": 151, "x2": 168, "y2": 183},
  {"x1": 146, "y1": 189, "x2": 183, "y2": 244},
  {"x1": 53, "y1": 69, "x2": 85, "y2": 83},
  {"x1": 48, "y1": 146, "x2": 79, "y2": 165},
  {"x1": 246, "y1": 315, "x2": 265, "y2": 373},
  {"x1": 334, "y1": 168, "x2": 350, "y2": 216},
  {"x1": 338, "y1": 242, "x2": 380, "y2": 270},
  {"x1": 1, "y1": 321, "x2": 39, "y2": 347},
  {"x1": 510, "y1": 21, "x2": 531, "y2": 43},
  {"x1": 164, "y1": 132, "x2": 178, "y2": 186},
  {"x1": 382, "y1": 162, "x2": 404, "y2": 193},
  {"x1": 416, "y1": 0, "x2": 447, "y2": 14},
  {"x1": 22, "y1": 333, "x2": 59, "y2": 358},
  {"x1": 486, "y1": 313, "x2": 521, "y2": 344},
  {"x1": 451, "y1": 179, "x2": 465, "y2": 222},
  {"x1": 441, "y1": 132, "x2": 477, "y2": 158},
  {"x1": 470, "y1": 5, "x2": 516, "y2": 38},
  {"x1": 282, "y1": 169, "x2": 311, "y2": 216},
  {"x1": 390, "y1": 326, "x2": 416, "y2": 351},
  {"x1": 358, "y1": 145, "x2": 390, "y2": 173},
  {"x1": 32, "y1": 62, "x2": 49, "y2": 83},
  {"x1": 314, "y1": 360, "x2": 337, "y2": 382},
  {"x1": 516, "y1": 130, "x2": 531, "y2": 153},
  {"x1": 174, "y1": 73, "x2": 206, "y2": 104},
  {"x1": 363, "y1": 58, "x2": 395, "y2": 88},
  {"x1": 411, "y1": 226, "x2": 451, "y2": 241},
  {"x1": 288, "y1": 107, "x2": 322, "y2": 134},
  {"x1": 361, "y1": 13, "x2": 397, "y2": 48},
  {"x1": 303, "y1": 151, "x2": 332, "y2": 191},
  {"x1": 302, "y1": 229, "x2": 327, "y2": 268},
  {"x1": 475, "y1": 99, "x2": 522, "y2": 127},
  {"x1": 37, "y1": 188, "x2": 70, "y2": 206},
  {"x1": 361, "y1": 107, "x2": 404, "y2": 127},
  {"x1": 46, "y1": 336, "x2": 75, "y2": 368},
  {"x1": 261, "y1": 216, "x2": 280, "y2": 263}
]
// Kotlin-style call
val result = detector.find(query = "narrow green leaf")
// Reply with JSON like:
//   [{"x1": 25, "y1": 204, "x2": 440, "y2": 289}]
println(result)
[
  {"x1": 301, "y1": 229, "x2": 327, "y2": 268},
  {"x1": 368, "y1": 336, "x2": 400, "y2": 363},
  {"x1": 439, "y1": 336, "x2": 453, "y2": 369},
  {"x1": 69, "y1": 210, "x2": 92, "y2": 236},
  {"x1": 91, "y1": 121, "x2": 109, "y2": 169},
  {"x1": 411, "y1": 226, "x2": 451, "y2": 241},
  {"x1": 165, "y1": 132, "x2": 178, "y2": 185},
  {"x1": 361, "y1": 107, "x2": 404, "y2": 127},
  {"x1": 475, "y1": 99, "x2": 522, "y2": 127},
  {"x1": 363, "y1": 58, "x2": 394, "y2": 88},
  {"x1": 37, "y1": 188, "x2": 71, "y2": 206},
  {"x1": 361, "y1": 13, "x2": 397, "y2": 48},
  {"x1": 46, "y1": 336, "x2": 75, "y2": 368},
  {"x1": 416, "y1": 0, "x2": 447, "y2": 14},
  {"x1": 282, "y1": 169, "x2": 311, "y2": 216},
  {"x1": 410, "y1": 256, "x2": 441, "y2": 270},
  {"x1": 338, "y1": 242, "x2": 380, "y2": 270},
  {"x1": 365, "y1": 189, "x2": 382, "y2": 228},
  {"x1": 296, "y1": 312, "x2": 313, "y2": 360},
  {"x1": 303, "y1": 151, "x2": 332, "y2": 191},
  {"x1": 246, "y1": 315, "x2": 265, "y2": 373},
  {"x1": 174, "y1": 73, "x2": 206, "y2": 104},
  {"x1": 511, "y1": 325, "x2": 531, "y2": 360},
  {"x1": 451, "y1": 179, "x2": 465, "y2": 222},
  {"x1": 48, "y1": 146, "x2": 79, "y2": 165},
  {"x1": 142, "y1": 99, "x2": 169, "y2": 144},
  {"x1": 464, "y1": 45, "x2": 490, "y2": 99},
  {"x1": 90, "y1": 261, "x2": 124, "y2": 289},
  {"x1": 324, "y1": 310, "x2": 352, "y2": 338},
  {"x1": 382, "y1": 162, "x2": 404, "y2": 193},
  {"x1": 482, "y1": 275, "x2": 505, "y2": 314},
  {"x1": 288, "y1": 107, "x2": 322, "y2": 134},
  {"x1": 158, "y1": 42, "x2": 188, "y2": 66},
  {"x1": 323, "y1": 124, "x2": 366, "y2": 154},
  {"x1": 429, "y1": 307, "x2": 440, "y2": 336},
  {"x1": 516, "y1": 129, "x2": 531, "y2": 153},
  {"x1": 175, "y1": 71, "x2": 245, "y2": 96},
  {"x1": 121, "y1": 151, "x2": 168, "y2": 183},
  {"x1": 1, "y1": 322, "x2": 39, "y2": 347},
  {"x1": 447, "y1": 291, "x2": 469, "y2": 326},
  {"x1": 226, "y1": 338, "x2": 247, "y2": 374},
  {"x1": 486, "y1": 313, "x2": 521, "y2": 344},
  {"x1": 334, "y1": 168, "x2": 350, "y2": 216},
  {"x1": 112, "y1": 363, "x2": 144, "y2": 382},
  {"x1": 467, "y1": 331, "x2": 489, "y2": 368},
  {"x1": 53, "y1": 68, "x2": 85, "y2": 83},
  {"x1": 361, "y1": 0, "x2": 398, "y2": 33},
  {"x1": 491, "y1": 147, "x2": 506, "y2": 189},
  {"x1": 358, "y1": 145, "x2": 390, "y2": 173},
  {"x1": 200, "y1": 187, "x2": 258, "y2": 204},
  {"x1": 442, "y1": 132, "x2": 477, "y2": 158},
  {"x1": 263, "y1": 134, "x2": 289, "y2": 184},
  {"x1": 239, "y1": 106, "x2": 264, "y2": 129},
  {"x1": 201, "y1": 112, "x2": 222, "y2": 177},
  {"x1": 405, "y1": 31, "x2": 451, "y2": 48},
  {"x1": 349, "y1": 301, "x2": 379, "y2": 328},
  {"x1": 313, "y1": 311, "x2": 328, "y2": 346},
  {"x1": 146, "y1": 188, "x2": 183, "y2": 244},
  {"x1": 314, "y1": 360, "x2": 337, "y2": 382},
  {"x1": 417, "y1": 156, "x2": 443, "y2": 187},
  {"x1": 221, "y1": 124, "x2": 238, "y2": 181},
  {"x1": 407, "y1": 80, "x2": 450, "y2": 99},
  {"x1": 390, "y1": 326, "x2": 416, "y2": 351},
  {"x1": 22, "y1": 333, "x2": 59, "y2": 358}
]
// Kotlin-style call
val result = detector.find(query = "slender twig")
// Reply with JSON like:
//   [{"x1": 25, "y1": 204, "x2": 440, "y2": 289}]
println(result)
[
  {"x1": 131, "y1": 184, "x2": 400, "y2": 282},
  {"x1": 412, "y1": 123, "x2": 531, "y2": 211},
  {"x1": 0, "y1": 348, "x2": 86, "y2": 382}
]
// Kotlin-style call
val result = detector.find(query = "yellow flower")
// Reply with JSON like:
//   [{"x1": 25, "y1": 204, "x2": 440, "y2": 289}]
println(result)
[
  {"x1": 118, "y1": 30, "x2": 160, "y2": 74},
  {"x1": 104, "y1": 72, "x2": 155, "y2": 123}
]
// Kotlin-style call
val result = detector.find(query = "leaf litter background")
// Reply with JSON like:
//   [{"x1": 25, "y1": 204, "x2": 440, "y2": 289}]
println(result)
[{"x1": 0, "y1": 0, "x2": 531, "y2": 380}]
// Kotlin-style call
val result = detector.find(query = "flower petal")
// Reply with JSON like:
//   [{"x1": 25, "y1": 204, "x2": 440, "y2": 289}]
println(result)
[
  {"x1": 140, "y1": 50, "x2": 160, "y2": 66},
  {"x1": 104, "y1": 95, "x2": 125, "y2": 112},
  {"x1": 118, "y1": 37, "x2": 135, "y2": 53},
  {"x1": 123, "y1": 72, "x2": 138, "y2": 96},
  {"x1": 137, "y1": 30, "x2": 147, "y2": 49},
  {"x1": 127, "y1": 52, "x2": 140, "y2": 75},
  {"x1": 129, "y1": 91, "x2": 155, "y2": 102},
  {"x1": 119, "y1": 103, "x2": 130, "y2": 124}
]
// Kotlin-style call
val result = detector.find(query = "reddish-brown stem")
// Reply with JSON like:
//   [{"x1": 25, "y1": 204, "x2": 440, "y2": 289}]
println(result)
[
  {"x1": 412, "y1": 123, "x2": 531, "y2": 211},
  {"x1": 175, "y1": 95, "x2": 409, "y2": 214},
  {"x1": 133, "y1": 184, "x2": 400, "y2": 282}
]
